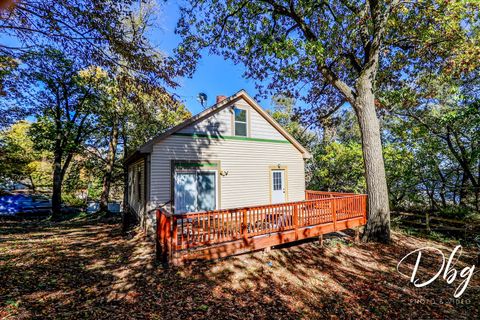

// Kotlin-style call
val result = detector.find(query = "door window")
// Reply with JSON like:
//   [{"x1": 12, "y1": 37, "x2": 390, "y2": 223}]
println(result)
[{"x1": 273, "y1": 171, "x2": 282, "y2": 191}]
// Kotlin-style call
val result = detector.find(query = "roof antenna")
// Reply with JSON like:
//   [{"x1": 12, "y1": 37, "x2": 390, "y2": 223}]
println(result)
[{"x1": 197, "y1": 92, "x2": 208, "y2": 109}]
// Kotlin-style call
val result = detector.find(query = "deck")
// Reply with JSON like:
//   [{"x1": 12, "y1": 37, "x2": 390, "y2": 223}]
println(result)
[{"x1": 155, "y1": 190, "x2": 367, "y2": 265}]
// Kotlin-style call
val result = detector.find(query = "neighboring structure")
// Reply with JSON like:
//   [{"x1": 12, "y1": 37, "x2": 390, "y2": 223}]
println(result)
[{"x1": 125, "y1": 90, "x2": 311, "y2": 235}]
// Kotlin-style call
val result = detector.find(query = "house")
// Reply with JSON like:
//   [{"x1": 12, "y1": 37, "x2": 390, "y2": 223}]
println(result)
[
  {"x1": 126, "y1": 90, "x2": 367, "y2": 265},
  {"x1": 125, "y1": 90, "x2": 312, "y2": 236}
]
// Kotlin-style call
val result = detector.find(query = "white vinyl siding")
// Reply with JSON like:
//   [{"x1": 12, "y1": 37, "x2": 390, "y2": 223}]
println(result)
[
  {"x1": 235, "y1": 99, "x2": 285, "y2": 140},
  {"x1": 176, "y1": 97, "x2": 285, "y2": 140},
  {"x1": 148, "y1": 135, "x2": 305, "y2": 210},
  {"x1": 178, "y1": 106, "x2": 232, "y2": 136}
]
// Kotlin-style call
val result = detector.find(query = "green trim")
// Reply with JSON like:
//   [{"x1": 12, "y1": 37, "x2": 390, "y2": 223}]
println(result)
[
  {"x1": 173, "y1": 132, "x2": 290, "y2": 144},
  {"x1": 175, "y1": 162, "x2": 218, "y2": 168}
]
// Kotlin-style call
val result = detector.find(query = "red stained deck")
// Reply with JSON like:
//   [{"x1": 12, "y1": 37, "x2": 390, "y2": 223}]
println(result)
[{"x1": 156, "y1": 190, "x2": 367, "y2": 265}]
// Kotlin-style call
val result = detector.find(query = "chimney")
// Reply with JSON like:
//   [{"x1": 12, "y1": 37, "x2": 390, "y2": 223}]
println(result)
[{"x1": 216, "y1": 95, "x2": 227, "y2": 104}]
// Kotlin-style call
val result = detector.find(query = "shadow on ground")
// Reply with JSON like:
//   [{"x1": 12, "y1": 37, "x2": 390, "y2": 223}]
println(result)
[{"x1": 0, "y1": 217, "x2": 478, "y2": 319}]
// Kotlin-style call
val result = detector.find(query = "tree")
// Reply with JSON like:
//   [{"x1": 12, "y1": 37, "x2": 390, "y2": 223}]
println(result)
[
  {"x1": 83, "y1": 65, "x2": 190, "y2": 212},
  {"x1": 0, "y1": 0, "x2": 174, "y2": 80},
  {"x1": 0, "y1": 0, "x2": 180, "y2": 132},
  {"x1": 384, "y1": 74, "x2": 480, "y2": 212},
  {"x1": 63, "y1": 1, "x2": 191, "y2": 213},
  {"x1": 1, "y1": 0, "x2": 190, "y2": 220},
  {"x1": 0, "y1": 55, "x2": 23, "y2": 128},
  {"x1": 0, "y1": 121, "x2": 51, "y2": 191},
  {"x1": 270, "y1": 94, "x2": 317, "y2": 149},
  {"x1": 176, "y1": 0, "x2": 478, "y2": 242},
  {"x1": 305, "y1": 109, "x2": 366, "y2": 193},
  {"x1": 0, "y1": 121, "x2": 35, "y2": 188},
  {"x1": 4, "y1": 49, "x2": 101, "y2": 218}
]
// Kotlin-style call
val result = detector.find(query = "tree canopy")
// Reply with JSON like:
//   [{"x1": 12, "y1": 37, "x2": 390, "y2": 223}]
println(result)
[{"x1": 175, "y1": 0, "x2": 479, "y2": 242}]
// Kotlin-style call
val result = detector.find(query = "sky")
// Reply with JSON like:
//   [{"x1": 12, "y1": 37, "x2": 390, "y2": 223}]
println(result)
[
  {"x1": 0, "y1": 1, "x2": 272, "y2": 117},
  {"x1": 151, "y1": 1, "x2": 269, "y2": 115}
]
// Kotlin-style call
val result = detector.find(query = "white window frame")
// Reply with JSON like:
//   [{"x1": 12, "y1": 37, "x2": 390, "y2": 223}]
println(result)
[{"x1": 233, "y1": 106, "x2": 248, "y2": 137}]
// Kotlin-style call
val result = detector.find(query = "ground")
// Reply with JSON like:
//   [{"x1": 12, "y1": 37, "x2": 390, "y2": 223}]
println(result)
[{"x1": 1, "y1": 217, "x2": 479, "y2": 320}]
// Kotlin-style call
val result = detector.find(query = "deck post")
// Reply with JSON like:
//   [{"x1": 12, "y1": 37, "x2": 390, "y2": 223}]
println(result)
[
  {"x1": 293, "y1": 204, "x2": 299, "y2": 240},
  {"x1": 242, "y1": 209, "x2": 248, "y2": 241},
  {"x1": 171, "y1": 215, "x2": 178, "y2": 253},
  {"x1": 156, "y1": 210, "x2": 173, "y2": 265},
  {"x1": 165, "y1": 215, "x2": 172, "y2": 264},
  {"x1": 155, "y1": 210, "x2": 162, "y2": 261},
  {"x1": 319, "y1": 234, "x2": 324, "y2": 247},
  {"x1": 354, "y1": 227, "x2": 360, "y2": 243},
  {"x1": 362, "y1": 195, "x2": 367, "y2": 225},
  {"x1": 332, "y1": 198, "x2": 337, "y2": 231}
]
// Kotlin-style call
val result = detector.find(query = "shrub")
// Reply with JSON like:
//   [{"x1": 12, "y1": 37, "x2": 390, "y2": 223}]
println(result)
[{"x1": 62, "y1": 194, "x2": 85, "y2": 208}]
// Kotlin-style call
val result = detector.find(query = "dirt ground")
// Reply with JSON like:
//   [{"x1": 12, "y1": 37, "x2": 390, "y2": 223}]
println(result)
[{"x1": 1, "y1": 217, "x2": 479, "y2": 319}]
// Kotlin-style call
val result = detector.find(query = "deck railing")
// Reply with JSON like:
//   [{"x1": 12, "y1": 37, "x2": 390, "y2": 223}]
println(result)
[
  {"x1": 305, "y1": 190, "x2": 359, "y2": 200},
  {"x1": 156, "y1": 190, "x2": 367, "y2": 264}
]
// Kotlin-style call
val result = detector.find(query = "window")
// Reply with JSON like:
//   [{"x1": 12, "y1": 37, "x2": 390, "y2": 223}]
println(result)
[
  {"x1": 174, "y1": 170, "x2": 217, "y2": 213},
  {"x1": 273, "y1": 171, "x2": 282, "y2": 191},
  {"x1": 137, "y1": 168, "x2": 142, "y2": 202},
  {"x1": 234, "y1": 107, "x2": 247, "y2": 136}
]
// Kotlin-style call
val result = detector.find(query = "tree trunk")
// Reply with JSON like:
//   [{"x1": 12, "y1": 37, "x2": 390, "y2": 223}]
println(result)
[
  {"x1": 445, "y1": 130, "x2": 478, "y2": 190},
  {"x1": 452, "y1": 168, "x2": 460, "y2": 205},
  {"x1": 355, "y1": 78, "x2": 391, "y2": 243},
  {"x1": 459, "y1": 172, "x2": 468, "y2": 206},
  {"x1": 437, "y1": 166, "x2": 447, "y2": 208},
  {"x1": 426, "y1": 187, "x2": 437, "y2": 212},
  {"x1": 476, "y1": 158, "x2": 480, "y2": 212},
  {"x1": 28, "y1": 175, "x2": 36, "y2": 194},
  {"x1": 100, "y1": 120, "x2": 119, "y2": 212},
  {"x1": 121, "y1": 123, "x2": 131, "y2": 234},
  {"x1": 51, "y1": 149, "x2": 63, "y2": 220}
]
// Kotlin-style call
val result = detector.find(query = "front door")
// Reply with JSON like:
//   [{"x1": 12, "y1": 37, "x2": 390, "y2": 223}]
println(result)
[{"x1": 271, "y1": 169, "x2": 286, "y2": 203}]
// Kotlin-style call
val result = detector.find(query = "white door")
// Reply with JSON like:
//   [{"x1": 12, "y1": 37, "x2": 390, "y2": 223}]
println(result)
[{"x1": 271, "y1": 170, "x2": 286, "y2": 203}]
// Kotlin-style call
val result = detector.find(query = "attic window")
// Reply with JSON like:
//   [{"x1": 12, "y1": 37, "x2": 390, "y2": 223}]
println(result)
[{"x1": 234, "y1": 107, "x2": 247, "y2": 136}]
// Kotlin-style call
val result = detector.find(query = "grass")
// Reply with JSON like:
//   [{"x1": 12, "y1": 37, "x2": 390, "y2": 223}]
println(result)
[{"x1": 0, "y1": 216, "x2": 479, "y2": 319}]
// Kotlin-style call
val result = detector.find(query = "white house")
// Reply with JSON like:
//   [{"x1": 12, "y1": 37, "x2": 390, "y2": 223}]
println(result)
[{"x1": 125, "y1": 90, "x2": 311, "y2": 235}]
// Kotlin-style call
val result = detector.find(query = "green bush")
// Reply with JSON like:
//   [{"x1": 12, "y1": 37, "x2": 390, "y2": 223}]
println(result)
[
  {"x1": 62, "y1": 194, "x2": 85, "y2": 208},
  {"x1": 437, "y1": 206, "x2": 475, "y2": 220}
]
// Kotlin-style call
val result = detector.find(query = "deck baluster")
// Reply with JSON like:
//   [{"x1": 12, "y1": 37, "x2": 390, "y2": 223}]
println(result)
[
  {"x1": 332, "y1": 199, "x2": 337, "y2": 231},
  {"x1": 242, "y1": 209, "x2": 248, "y2": 240},
  {"x1": 293, "y1": 204, "x2": 299, "y2": 240}
]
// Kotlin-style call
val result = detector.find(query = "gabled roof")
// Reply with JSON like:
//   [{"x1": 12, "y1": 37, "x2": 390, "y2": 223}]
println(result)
[{"x1": 126, "y1": 90, "x2": 311, "y2": 164}]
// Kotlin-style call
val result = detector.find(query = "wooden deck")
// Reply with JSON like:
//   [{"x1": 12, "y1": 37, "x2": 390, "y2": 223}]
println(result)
[{"x1": 155, "y1": 190, "x2": 367, "y2": 265}]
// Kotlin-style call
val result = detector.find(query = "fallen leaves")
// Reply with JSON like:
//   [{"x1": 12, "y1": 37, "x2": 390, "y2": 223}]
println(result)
[{"x1": 0, "y1": 218, "x2": 479, "y2": 319}]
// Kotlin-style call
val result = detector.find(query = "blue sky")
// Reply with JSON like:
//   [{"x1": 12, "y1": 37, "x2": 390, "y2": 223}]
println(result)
[
  {"x1": 152, "y1": 1, "x2": 269, "y2": 115},
  {"x1": 0, "y1": 1, "x2": 272, "y2": 116}
]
